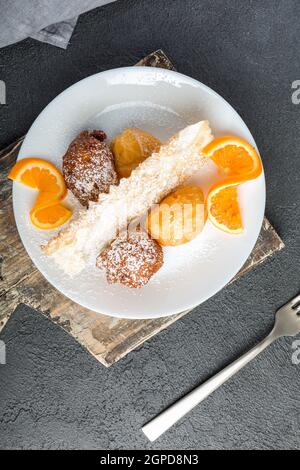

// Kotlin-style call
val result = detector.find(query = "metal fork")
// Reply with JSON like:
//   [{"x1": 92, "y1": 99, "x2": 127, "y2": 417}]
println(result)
[{"x1": 142, "y1": 294, "x2": 300, "y2": 441}]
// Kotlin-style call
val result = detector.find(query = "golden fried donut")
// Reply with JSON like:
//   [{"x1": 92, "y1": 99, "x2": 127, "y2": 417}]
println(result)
[
  {"x1": 147, "y1": 186, "x2": 206, "y2": 246},
  {"x1": 111, "y1": 128, "x2": 160, "y2": 178}
]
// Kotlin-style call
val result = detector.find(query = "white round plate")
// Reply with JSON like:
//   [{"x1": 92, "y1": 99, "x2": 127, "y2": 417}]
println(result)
[{"x1": 13, "y1": 67, "x2": 265, "y2": 319}]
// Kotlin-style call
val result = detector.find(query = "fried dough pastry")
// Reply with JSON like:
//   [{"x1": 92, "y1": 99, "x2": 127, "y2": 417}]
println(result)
[
  {"x1": 63, "y1": 130, "x2": 118, "y2": 206},
  {"x1": 96, "y1": 230, "x2": 163, "y2": 288},
  {"x1": 147, "y1": 186, "x2": 206, "y2": 246},
  {"x1": 43, "y1": 121, "x2": 213, "y2": 275},
  {"x1": 112, "y1": 128, "x2": 161, "y2": 178}
]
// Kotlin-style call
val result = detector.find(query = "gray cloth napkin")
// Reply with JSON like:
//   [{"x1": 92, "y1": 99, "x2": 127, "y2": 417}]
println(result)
[{"x1": 0, "y1": 0, "x2": 117, "y2": 49}]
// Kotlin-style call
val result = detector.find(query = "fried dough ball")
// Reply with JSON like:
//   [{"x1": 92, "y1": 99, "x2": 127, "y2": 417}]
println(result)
[
  {"x1": 111, "y1": 128, "x2": 161, "y2": 178},
  {"x1": 96, "y1": 230, "x2": 163, "y2": 288},
  {"x1": 147, "y1": 186, "x2": 206, "y2": 246},
  {"x1": 63, "y1": 130, "x2": 118, "y2": 206}
]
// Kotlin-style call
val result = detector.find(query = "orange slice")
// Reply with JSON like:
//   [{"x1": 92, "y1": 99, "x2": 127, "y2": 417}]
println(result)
[
  {"x1": 30, "y1": 202, "x2": 72, "y2": 230},
  {"x1": 206, "y1": 180, "x2": 243, "y2": 234},
  {"x1": 147, "y1": 186, "x2": 206, "y2": 246},
  {"x1": 112, "y1": 128, "x2": 161, "y2": 178},
  {"x1": 8, "y1": 158, "x2": 67, "y2": 199},
  {"x1": 203, "y1": 136, "x2": 262, "y2": 180},
  {"x1": 9, "y1": 158, "x2": 70, "y2": 229},
  {"x1": 204, "y1": 136, "x2": 263, "y2": 234},
  {"x1": 32, "y1": 191, "x2": 63, "y2": 210}
]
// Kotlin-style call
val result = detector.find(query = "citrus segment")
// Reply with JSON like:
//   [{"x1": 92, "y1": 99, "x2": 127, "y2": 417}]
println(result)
[
  {"x1": 203, "y1": 136, "x2": 263, "y2": 234},
  {"x1": 8, "y1": 158, "x2": 71, "y2": 229},
  {"x1": 32, "y1": 191, "x2": 64, "y2": 210},
  {"x1": 206, "y1": 181, "x2": 243, "y2": 234},
  {"x1": 203, "y1": 136, "x2": 262, "y2": 180},
  {"x1": 30, "y1": 202, "x2": 72, "y2": 230},
  {"x1": 8, "y1": 158, "x2": 67, "y2": 199}
]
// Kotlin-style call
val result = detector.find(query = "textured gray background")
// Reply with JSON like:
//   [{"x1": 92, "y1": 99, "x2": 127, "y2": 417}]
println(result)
[{"x1": 0, "y1": 0, "x2": 300, "y2": 450}]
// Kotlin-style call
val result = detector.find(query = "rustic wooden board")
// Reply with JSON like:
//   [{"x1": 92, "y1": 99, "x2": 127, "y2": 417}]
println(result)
[{"x1": 0, "y1": 50, "x2": 284, "y2": 367}]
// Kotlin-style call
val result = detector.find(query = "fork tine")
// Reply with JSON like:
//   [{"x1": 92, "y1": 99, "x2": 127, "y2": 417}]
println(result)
[
  {"x1": 290, "y1": 293, "x2": 300, "y2": 307},
  {"x1": 295, "y1": 305, "x2": 300, "y2": 315}
]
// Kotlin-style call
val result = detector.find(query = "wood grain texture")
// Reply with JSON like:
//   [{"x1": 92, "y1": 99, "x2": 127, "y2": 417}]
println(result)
[{"x1": 0, "y1": 50, "x2": 284, "y2": 367}]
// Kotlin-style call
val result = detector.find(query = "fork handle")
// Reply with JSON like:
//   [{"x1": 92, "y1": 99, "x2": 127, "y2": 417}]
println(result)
[{"x1": 142, "y1": 331, "x2": 277, "y2": 441}]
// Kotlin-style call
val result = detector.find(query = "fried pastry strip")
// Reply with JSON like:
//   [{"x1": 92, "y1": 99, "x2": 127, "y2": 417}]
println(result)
[{"x1": 42, "y1": 121, "x2": 213, "y2": 275}]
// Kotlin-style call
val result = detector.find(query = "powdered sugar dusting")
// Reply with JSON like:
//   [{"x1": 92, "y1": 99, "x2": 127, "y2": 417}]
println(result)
[
  {"x1": 63, "y1": 130, "x2": 118, "y2": 206},
  {"x1": 44, "y1": 121, "x2": 213, "y2": 275},
  {"x1": 96, "y1": 230, "x2": 163, "y2": 288}
]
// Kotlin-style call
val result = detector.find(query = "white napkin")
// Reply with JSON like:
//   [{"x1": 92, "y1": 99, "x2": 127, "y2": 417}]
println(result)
[{"x1": 0, "y1": 0, "x2": 117, "y2": 49}]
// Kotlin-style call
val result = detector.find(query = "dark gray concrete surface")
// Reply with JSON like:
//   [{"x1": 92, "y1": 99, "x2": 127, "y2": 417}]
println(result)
[{"x1": 0, "y1": 0, "x2": 300, "y2": 450}]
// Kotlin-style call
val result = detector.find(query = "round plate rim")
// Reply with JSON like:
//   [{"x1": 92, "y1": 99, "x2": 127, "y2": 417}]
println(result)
[{"x1": 12, "y1": 66, "x2": 266, "y2": 319}]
